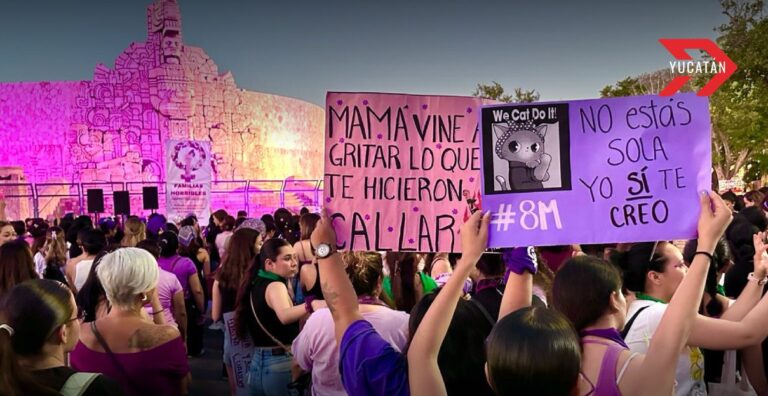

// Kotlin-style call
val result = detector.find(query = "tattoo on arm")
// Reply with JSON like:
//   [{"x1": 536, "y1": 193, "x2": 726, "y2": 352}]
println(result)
[{"x1": 322, "y1": 281, "x2": 339, "y2": 316}]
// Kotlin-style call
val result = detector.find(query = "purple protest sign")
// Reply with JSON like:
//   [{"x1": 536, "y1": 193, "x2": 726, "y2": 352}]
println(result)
[
  {"x1": 480, "y1": 93, "x2": 711, "y2": 247},
  {"x1": 324, "y1": 92, "x2": 494, "y2": 252}
]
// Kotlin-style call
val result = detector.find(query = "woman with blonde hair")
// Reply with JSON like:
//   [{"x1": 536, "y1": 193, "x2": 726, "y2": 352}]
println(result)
[
  {"x1": 293, "y1": 251, "x2": 409, "y2": 396},
  {"x1": 121, "y1": 216, "x2": 146, "y2": 248},
  {"x1": 38, "y1": 227, "x2": 70, "y2": 286}
]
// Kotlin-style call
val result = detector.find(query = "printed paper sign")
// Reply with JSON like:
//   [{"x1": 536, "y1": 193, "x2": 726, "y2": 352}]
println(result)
[
  {"x1": 223, "y1": 312, "x2": 254, "y2": 396},
  {"x1": 165, "y1": 140, "x2": 212, "y2": 224},
  {"x1": 480, "y1": 93, "x2": 711, "y2": 247},
  {"x1": 324, "y1": 92, "x2": 493, "y2": 252}
]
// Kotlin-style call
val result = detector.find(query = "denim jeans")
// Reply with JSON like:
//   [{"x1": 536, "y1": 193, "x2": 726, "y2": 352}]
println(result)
[{"x1": 248, "y1": 349, "x2": 296, "y2": 396}]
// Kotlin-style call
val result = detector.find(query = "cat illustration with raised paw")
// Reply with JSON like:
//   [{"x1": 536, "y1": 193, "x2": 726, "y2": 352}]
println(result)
[{"x1": 493, "y1": 120, "x2": 551, "y2": 191}]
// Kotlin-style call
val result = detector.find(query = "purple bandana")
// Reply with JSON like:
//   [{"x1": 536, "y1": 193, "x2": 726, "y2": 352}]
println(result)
[{"x1": 502, "y1": 246, "x2": 538, "y2": 275}]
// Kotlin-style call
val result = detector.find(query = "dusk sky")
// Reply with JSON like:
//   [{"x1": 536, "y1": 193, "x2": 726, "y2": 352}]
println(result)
[{"x1": 0, "y1": 0, "x2": 727, "y2": 106}]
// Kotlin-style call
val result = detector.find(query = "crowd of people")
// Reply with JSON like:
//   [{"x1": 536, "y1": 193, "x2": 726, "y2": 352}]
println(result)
[{"x1": 0, "y1": 186, "x2": 766, "y2": 396}]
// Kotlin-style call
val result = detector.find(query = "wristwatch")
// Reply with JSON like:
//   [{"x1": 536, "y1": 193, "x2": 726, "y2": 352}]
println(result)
[{"x1": 315, "y1": 243, "x2": 335, "y2": 259}]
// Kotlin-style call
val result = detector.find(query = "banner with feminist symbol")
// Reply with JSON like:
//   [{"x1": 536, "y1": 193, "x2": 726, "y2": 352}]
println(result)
[{"x1": 165, "y1": 140, "x2": 212, "y2": 224}]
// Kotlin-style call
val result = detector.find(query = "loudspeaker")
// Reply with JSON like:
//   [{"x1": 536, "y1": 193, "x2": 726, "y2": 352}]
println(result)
[
  {"x1": 86, "y1": 189, "x2": 104, "y2": 213},
  {"x1": 113, "y1": 191, "x2": 130, "y2": 215},
  {"x1": 142, "y1": 186, "x2": 159, "y2": 210}
]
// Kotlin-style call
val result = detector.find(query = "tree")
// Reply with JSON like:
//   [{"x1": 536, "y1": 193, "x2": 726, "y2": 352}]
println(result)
[
  {"x1": 472, "y1": 82, "x2": 540, "y2": 103},
  {"x1": 600, "y1": 69, "x2": 694, "y2": 97},
  {"x1": 707, "y1": 0, "x2": 768, "y2": 181}
]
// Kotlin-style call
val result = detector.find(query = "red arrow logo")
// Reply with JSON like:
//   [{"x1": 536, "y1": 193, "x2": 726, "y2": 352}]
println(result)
[{"x1": 659, "y1": 38, "x2": 737, "y2": 96}]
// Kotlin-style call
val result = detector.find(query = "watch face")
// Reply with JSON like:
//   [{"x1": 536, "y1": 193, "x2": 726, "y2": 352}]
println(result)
[{"x1": 317, "y1": 244, "x2": 331, "y2": 258}]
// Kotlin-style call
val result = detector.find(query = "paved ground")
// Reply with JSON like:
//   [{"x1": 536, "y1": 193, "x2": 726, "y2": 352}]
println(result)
[{"x1": 189, "y1": 326, "x2": 230, "y2": 395}]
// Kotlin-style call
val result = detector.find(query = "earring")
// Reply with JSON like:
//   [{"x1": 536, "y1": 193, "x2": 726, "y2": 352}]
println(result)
[{"x1": 141, "y1": 293, "x2": 148, "y2": 303}]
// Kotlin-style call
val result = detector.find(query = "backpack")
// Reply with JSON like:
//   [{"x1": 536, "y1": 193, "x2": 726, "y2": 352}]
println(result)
[{"x1": 60, "y1": 372, "x2": 101, "y2": 396}]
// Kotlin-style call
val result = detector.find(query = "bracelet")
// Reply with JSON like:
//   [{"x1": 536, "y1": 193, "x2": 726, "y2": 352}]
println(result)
[
  {"x1": 747, "y1": 272, "x2": 768, "y2": 286},
  {"x1": 152, "y1": 308, "x2": 166, "y2": 314},
  {"x1": 304, "y1": 296, "x2": 316, "y2": 314},
  {"x1": 693, "y1": 251, "x2": 714, "y2": 261}
]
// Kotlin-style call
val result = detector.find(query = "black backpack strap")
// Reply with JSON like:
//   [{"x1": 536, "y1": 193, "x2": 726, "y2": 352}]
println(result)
[
  {"x1": 468, "y1": 297, "x2": 497, "y2": 326},
  {"x1": 620, "y1": 305, "x2": 651, "y2": 339},
  {"x1": 90, "y1": 322, "x2": 142, "y2": 394}
]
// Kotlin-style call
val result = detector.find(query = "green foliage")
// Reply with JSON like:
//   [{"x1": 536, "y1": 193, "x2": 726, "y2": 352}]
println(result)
[
  {"x1": 472, "y1": 82, "x2": 540, "y2": 103},
  {"x1": 600, "y1": 77, "x2": 644, "y2": 97},
  {"x1": 707, "y1": 0, "x2": 768, "y2": 181}
]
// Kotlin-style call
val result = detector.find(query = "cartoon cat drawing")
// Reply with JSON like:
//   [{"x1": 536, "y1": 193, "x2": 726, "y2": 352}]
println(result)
[{"x1": 493, "y1": 120, "x2": 552, "y2": 191}]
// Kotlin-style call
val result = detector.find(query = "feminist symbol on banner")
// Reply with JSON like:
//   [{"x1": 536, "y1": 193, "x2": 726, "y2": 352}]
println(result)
[{"x1": 171, "y1": 141, "x2": 207, "y2": 182}]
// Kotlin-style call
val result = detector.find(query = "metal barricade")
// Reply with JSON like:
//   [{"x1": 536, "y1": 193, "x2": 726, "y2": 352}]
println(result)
[{"x1": 3, "y1": 178, "x2": 325, "y2": 220}]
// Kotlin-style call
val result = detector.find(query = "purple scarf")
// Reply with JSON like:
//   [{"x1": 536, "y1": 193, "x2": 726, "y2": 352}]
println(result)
[{"x1": 580, "y1": 328, "x2": 628, "y2": 349}]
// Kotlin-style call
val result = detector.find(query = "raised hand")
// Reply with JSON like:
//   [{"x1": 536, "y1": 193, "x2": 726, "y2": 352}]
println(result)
[
  {"x1": 502, "y1": 247, "x2": 538, "y2": 275},
  {"x1": 459, "y1": 210, "x2": 491, "y2": 266},
  {"x1": 697, "y1": 191, "x2": 732, "y2": 249},
  {"x1": 310, "y1": 209, "x2": 337, "y2": 250},
  {"x1": 754, "y1": 232, "x2": 768, "y2": 275}
]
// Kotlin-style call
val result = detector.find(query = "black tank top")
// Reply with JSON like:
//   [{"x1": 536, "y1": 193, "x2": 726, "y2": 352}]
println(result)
[
  {"x1": 247, "y1": 274, "x2": 299, "y2": 346},
  {"x1": 302, "y1": 263, "x2": 324, "y2": 300}
]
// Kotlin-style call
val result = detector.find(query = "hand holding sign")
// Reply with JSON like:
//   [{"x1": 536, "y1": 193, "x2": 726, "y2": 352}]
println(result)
[
  {"x1": 311, "y1": 208, "x2": 338, "y2": 251},
  {"x1": 459, "y1": 210, "x2": 491, "y2": 264},
  {"x1": 752, "y1": 232, "x2": 767, "y2": 276},
  {"x1": 697, "y1": 191, "x2": 732, "y2": 250}
]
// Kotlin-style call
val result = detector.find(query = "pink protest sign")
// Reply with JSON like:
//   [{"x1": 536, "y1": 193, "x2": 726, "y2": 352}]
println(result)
[{"x1": 324, "y1": 92, "x2": 492, "y2": 252}]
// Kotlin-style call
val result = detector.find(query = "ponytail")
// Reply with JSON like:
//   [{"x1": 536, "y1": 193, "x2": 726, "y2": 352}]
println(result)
[
  {"x1": 0, "y1": 318, "x2": 26, "y2": 396},
  {"x1": 391, "y1": 253, "x2": 419, "y2": 312},
  {"x1": 0, "y1": 280, "x2": 70, "y2": 396},
  {"x1": 610, "y1": 242, "x2": 666, "y2": 293},
  {"x1": 234, "y1": 255, "x2": 260, "y2": 339}
]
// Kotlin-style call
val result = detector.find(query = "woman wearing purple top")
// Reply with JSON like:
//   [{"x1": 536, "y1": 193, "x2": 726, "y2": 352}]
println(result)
[
  {"x1": 158, "y1": 232, "x2": 205, "y2": 355},
  {"x1": 71, "y1": 247, "x2": 190, "y2": 396},
  {"x1": 555, "y1": 198, "x2": 726, "y2": 395}
]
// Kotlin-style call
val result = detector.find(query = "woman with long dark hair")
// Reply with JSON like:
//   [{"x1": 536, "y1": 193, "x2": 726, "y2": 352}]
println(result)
[
  {"x1": 213, "y1": 227, "x2": 260, "y2": 395},
  {"x1": 0, "y1": 240, "x2": 37, "y2": 298},
  {"x1": 382, "y1": 252, "x2": 437, "y2": 312},
  {"x1": 235, "y1": 238, "x2": 320, "y2": 396},
  {"x1": 0, "y1": 279, "x2": 121, "y2": 396}
]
